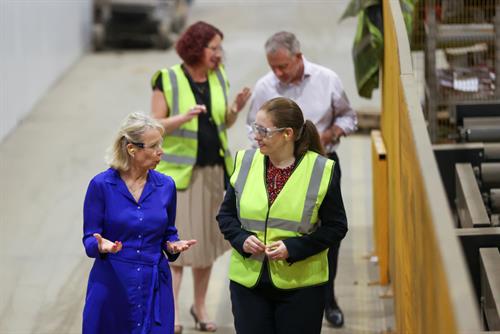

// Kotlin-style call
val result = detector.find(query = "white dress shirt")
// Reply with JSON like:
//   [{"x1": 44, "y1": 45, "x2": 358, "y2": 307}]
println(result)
[{"x1": 246, "y1": 57, "x2": 357, "y2": 152}]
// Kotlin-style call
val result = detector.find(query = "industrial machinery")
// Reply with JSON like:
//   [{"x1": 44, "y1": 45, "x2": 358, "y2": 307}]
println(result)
[
  {"x1": 455, "y1": 158, "x2": 500, "y2": 228},
  {"x1": 433, "y1": 100, "x2": 500, "y2": 331},
  {"x1": 452, "y1": 102, "x2": 500, "y2": 226},
  {"x1": 454, "y1": 102, "x2": 500, "y2": 142},
  {"x1": 454, "y1": 157, "x2": 500, "y2": 331},
  {"x1": 92, "y1": 0, "x2": 189, "y2": 50}
]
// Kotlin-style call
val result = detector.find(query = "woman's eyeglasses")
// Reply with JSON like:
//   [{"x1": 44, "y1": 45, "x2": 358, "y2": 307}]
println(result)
[
  {"x1": 251, "y1": 123, "x2": 286, "y2": 138},
  {"x1": 206, "y1": 45, "x2": 223, "y2": 53},
  {"x1": 130, "y1": 141, "x2": 162, "y2": 151}
]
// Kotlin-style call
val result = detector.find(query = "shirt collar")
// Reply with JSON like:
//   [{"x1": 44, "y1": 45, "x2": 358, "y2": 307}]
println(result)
[
  {"x1": 104, "y1": 168, "x2": 119, "y2": 184},
  {"x1": 302, "y1": 57, "x2": 313, "y2": 78},
  {"x1": 104, "y1": 168, "x2": 164, "y2": 186}
]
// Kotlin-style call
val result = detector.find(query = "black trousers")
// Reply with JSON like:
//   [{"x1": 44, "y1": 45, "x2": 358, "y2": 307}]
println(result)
[
  {"x1": 230, "y1": 279, "x2": 326, "y2": 334},
  {"x1": 325, "y1": 151, "x2": 342, "y2": 309}
]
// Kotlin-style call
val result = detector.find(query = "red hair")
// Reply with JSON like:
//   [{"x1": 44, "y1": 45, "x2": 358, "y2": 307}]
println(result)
[{"x1": 175, "y1": 21, "x2": 223, "y2": 66}]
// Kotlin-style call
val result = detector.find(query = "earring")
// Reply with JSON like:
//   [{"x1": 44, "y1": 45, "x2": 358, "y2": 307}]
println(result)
[{"x1": 284, "y1": 134, "x2": 289, "y2": 139}]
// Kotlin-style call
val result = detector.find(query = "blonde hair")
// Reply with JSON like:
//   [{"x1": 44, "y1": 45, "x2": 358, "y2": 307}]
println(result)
[{"x1": 106, "y1": 112, "x2": 164, "y2": 171}]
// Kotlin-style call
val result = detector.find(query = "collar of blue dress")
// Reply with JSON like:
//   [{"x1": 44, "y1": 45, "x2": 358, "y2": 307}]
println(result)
[{"x1": 104, "y1": 168, "x2": 164, "y2": 187}]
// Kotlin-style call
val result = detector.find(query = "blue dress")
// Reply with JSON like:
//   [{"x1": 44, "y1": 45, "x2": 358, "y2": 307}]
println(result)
[{"x1": 82, "y1": 168, "x2": 180, "y2": 334}]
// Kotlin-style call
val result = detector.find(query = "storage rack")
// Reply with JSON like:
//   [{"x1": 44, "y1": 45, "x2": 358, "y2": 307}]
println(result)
[{"x1": 423, "y1": 0, "x2": 500, "y2": 143}]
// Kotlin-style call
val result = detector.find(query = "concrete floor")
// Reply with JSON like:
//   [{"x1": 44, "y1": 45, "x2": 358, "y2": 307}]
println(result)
[{"x1": 0, "y1": 1, "x2": 392, "y2": 333}]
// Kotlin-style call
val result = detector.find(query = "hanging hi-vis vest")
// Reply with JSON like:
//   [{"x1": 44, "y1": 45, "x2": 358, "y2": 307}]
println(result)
[
  {"x1": 151, "y1": 64, "x2": 233, "y2": 190},
  {"x1": 229, "y1": 149, "x2": 334, "y2": 289}
]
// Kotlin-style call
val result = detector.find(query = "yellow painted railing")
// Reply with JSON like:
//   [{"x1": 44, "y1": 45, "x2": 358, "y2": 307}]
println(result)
[
  {"x1": 378, "y1": 1, "x2": 482, "y2": 332},
  {"x1": 371, "y1": 130, "x2": 389, "y2": 285}
]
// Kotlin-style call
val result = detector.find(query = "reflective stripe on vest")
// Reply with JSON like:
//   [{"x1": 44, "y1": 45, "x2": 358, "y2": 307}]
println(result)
[
  {"x1": 161, "y1": 154, "x2": 197, "y2": 165},
  {"x1": 167, "y1": 68, "x2": 179, "y2": 116},
  {"x1": 235, "y1": 154, "x2": 327, "y2": 234},
  {"x1": 233, "y1": 149, "x2": 255, "y2": 222},
  {"x1": 228, "y1": 149, "x2": 334, "y2": 288},
  {"x1": 214, "y1": 67, "x2": 228, "y2": 108},
  {"x1": 151, "y1": 64, "x2": 234, "y2": 189},
  {"x1": 170, "y1": 128, "x2": 197, "y2": 139}
]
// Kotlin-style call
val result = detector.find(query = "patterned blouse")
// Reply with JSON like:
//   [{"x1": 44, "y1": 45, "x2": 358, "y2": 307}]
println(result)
[{"x1": 266, "y1": 160, "x2": 296, "y2": 205}]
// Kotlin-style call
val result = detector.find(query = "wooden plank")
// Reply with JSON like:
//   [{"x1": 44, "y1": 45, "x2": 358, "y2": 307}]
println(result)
[
  {"x1": 455, "y1": 163, "x2": 491, "y2": 228},
  {"x1": 479, "y1": 248, "x2": 500, "y2": 330},
  {"x1": 371, "y1": 130, "x2": 390, "y2": 285}
]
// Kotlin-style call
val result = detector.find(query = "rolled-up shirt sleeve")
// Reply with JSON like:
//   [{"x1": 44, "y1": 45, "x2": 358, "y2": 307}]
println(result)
[{"x1": 331, "y1": 80, "x2": 357, "y2": 135}]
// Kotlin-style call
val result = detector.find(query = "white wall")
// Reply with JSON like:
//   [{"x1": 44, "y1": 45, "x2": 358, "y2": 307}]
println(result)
[{"x1": 0, "y1": 0, "x2": 92, "y2": 142}]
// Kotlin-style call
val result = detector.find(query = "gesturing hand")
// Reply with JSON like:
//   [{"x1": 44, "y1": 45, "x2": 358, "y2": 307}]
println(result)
[
  {"x1": 242, "y1": 235, "x2": 266, "y2": 255},
  {"x1": 93, "y1": 233, "x2": 122, "y2": 254},
  {"x1": 230, "y1": 87, "x2": 251, "y2": 114},
  {"x1": 265, "y1": 241, "x2": 289, "y2": 261},
  {"x1": 184, "y1": 105, "x2": 207, "y2": 122},
  {"x1": 166, "y1": 239, "x2": 197, "y2": 254}
]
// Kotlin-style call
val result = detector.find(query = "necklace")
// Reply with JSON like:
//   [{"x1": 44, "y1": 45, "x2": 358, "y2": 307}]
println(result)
[
  {"x1": 125, "y1": 178, "x2": 146, "y2": 202},
  {"x1": 267, "y1": 161, "x2": 295, "y2": 205},
  {"x1": 268, "y1": 162, "x2": 294, "y2": 190},
  {"x1": 181, "y1": 64, "x2": 208, "y2": 96},
  {"x1": 192, "y1": 81, "x2": 208, "y2": 95}
]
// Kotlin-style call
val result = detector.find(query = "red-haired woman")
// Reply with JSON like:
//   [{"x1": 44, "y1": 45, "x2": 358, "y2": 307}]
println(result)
[{"x1": 151, "y1": 21, "x2": 250, "y2": 333}]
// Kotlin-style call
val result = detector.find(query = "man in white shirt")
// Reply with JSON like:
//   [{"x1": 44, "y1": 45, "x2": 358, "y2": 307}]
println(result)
[{"x1": 246, "y1": 31, "x2": 357, "y2": 328}]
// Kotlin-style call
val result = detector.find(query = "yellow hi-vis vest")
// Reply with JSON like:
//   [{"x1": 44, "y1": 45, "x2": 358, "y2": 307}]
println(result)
[
  {"x1": 229, "y1": 149, "x2": 334, "y2": 289},
  {"x1": 151, "y1": 64, "x2": 233, "y2": 190}
]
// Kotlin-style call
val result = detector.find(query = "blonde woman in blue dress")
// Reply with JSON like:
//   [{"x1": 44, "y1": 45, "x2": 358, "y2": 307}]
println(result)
[{"x1": 82, "y1": 112, "x2": 196, "y2": 334}]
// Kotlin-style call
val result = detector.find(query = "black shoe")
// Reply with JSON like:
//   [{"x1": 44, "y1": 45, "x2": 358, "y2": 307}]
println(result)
[{"x1": 325, "y1": 305, "x2": 344, "y2": 328}]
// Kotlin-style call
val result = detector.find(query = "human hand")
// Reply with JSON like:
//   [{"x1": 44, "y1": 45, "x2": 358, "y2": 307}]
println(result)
[
  {"x1": 184, "y1": 105, "x2": 207, "y2": 122},
  {"x1": 320, "y1": 125, "x2": 344, "y2": 147},
  {"x1": 265, "y1": 241, "x2": 289, "y2": 261},
  {"x1": 242, "y1": 235, "x2": 266, "y2": 255},
  {"x1": 93, "y1": 233, "x2": 122, "y2": 254},
  {"x1": 230, "y1": 87, "x2": 251, "y2": 114},
  {"x1": 166, "y1": 239, "x2": 197, "y2": 254}
]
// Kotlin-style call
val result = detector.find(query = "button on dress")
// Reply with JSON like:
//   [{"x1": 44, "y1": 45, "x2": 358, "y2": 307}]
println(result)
[{"x1": 82, "y1": 168, "x2": 180, "y2": 334}]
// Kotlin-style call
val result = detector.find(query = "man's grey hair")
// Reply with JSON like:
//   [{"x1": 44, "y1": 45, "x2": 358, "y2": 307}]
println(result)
[{"x1": 265, "y1": 31, "x2": 301, "y2": 55}]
